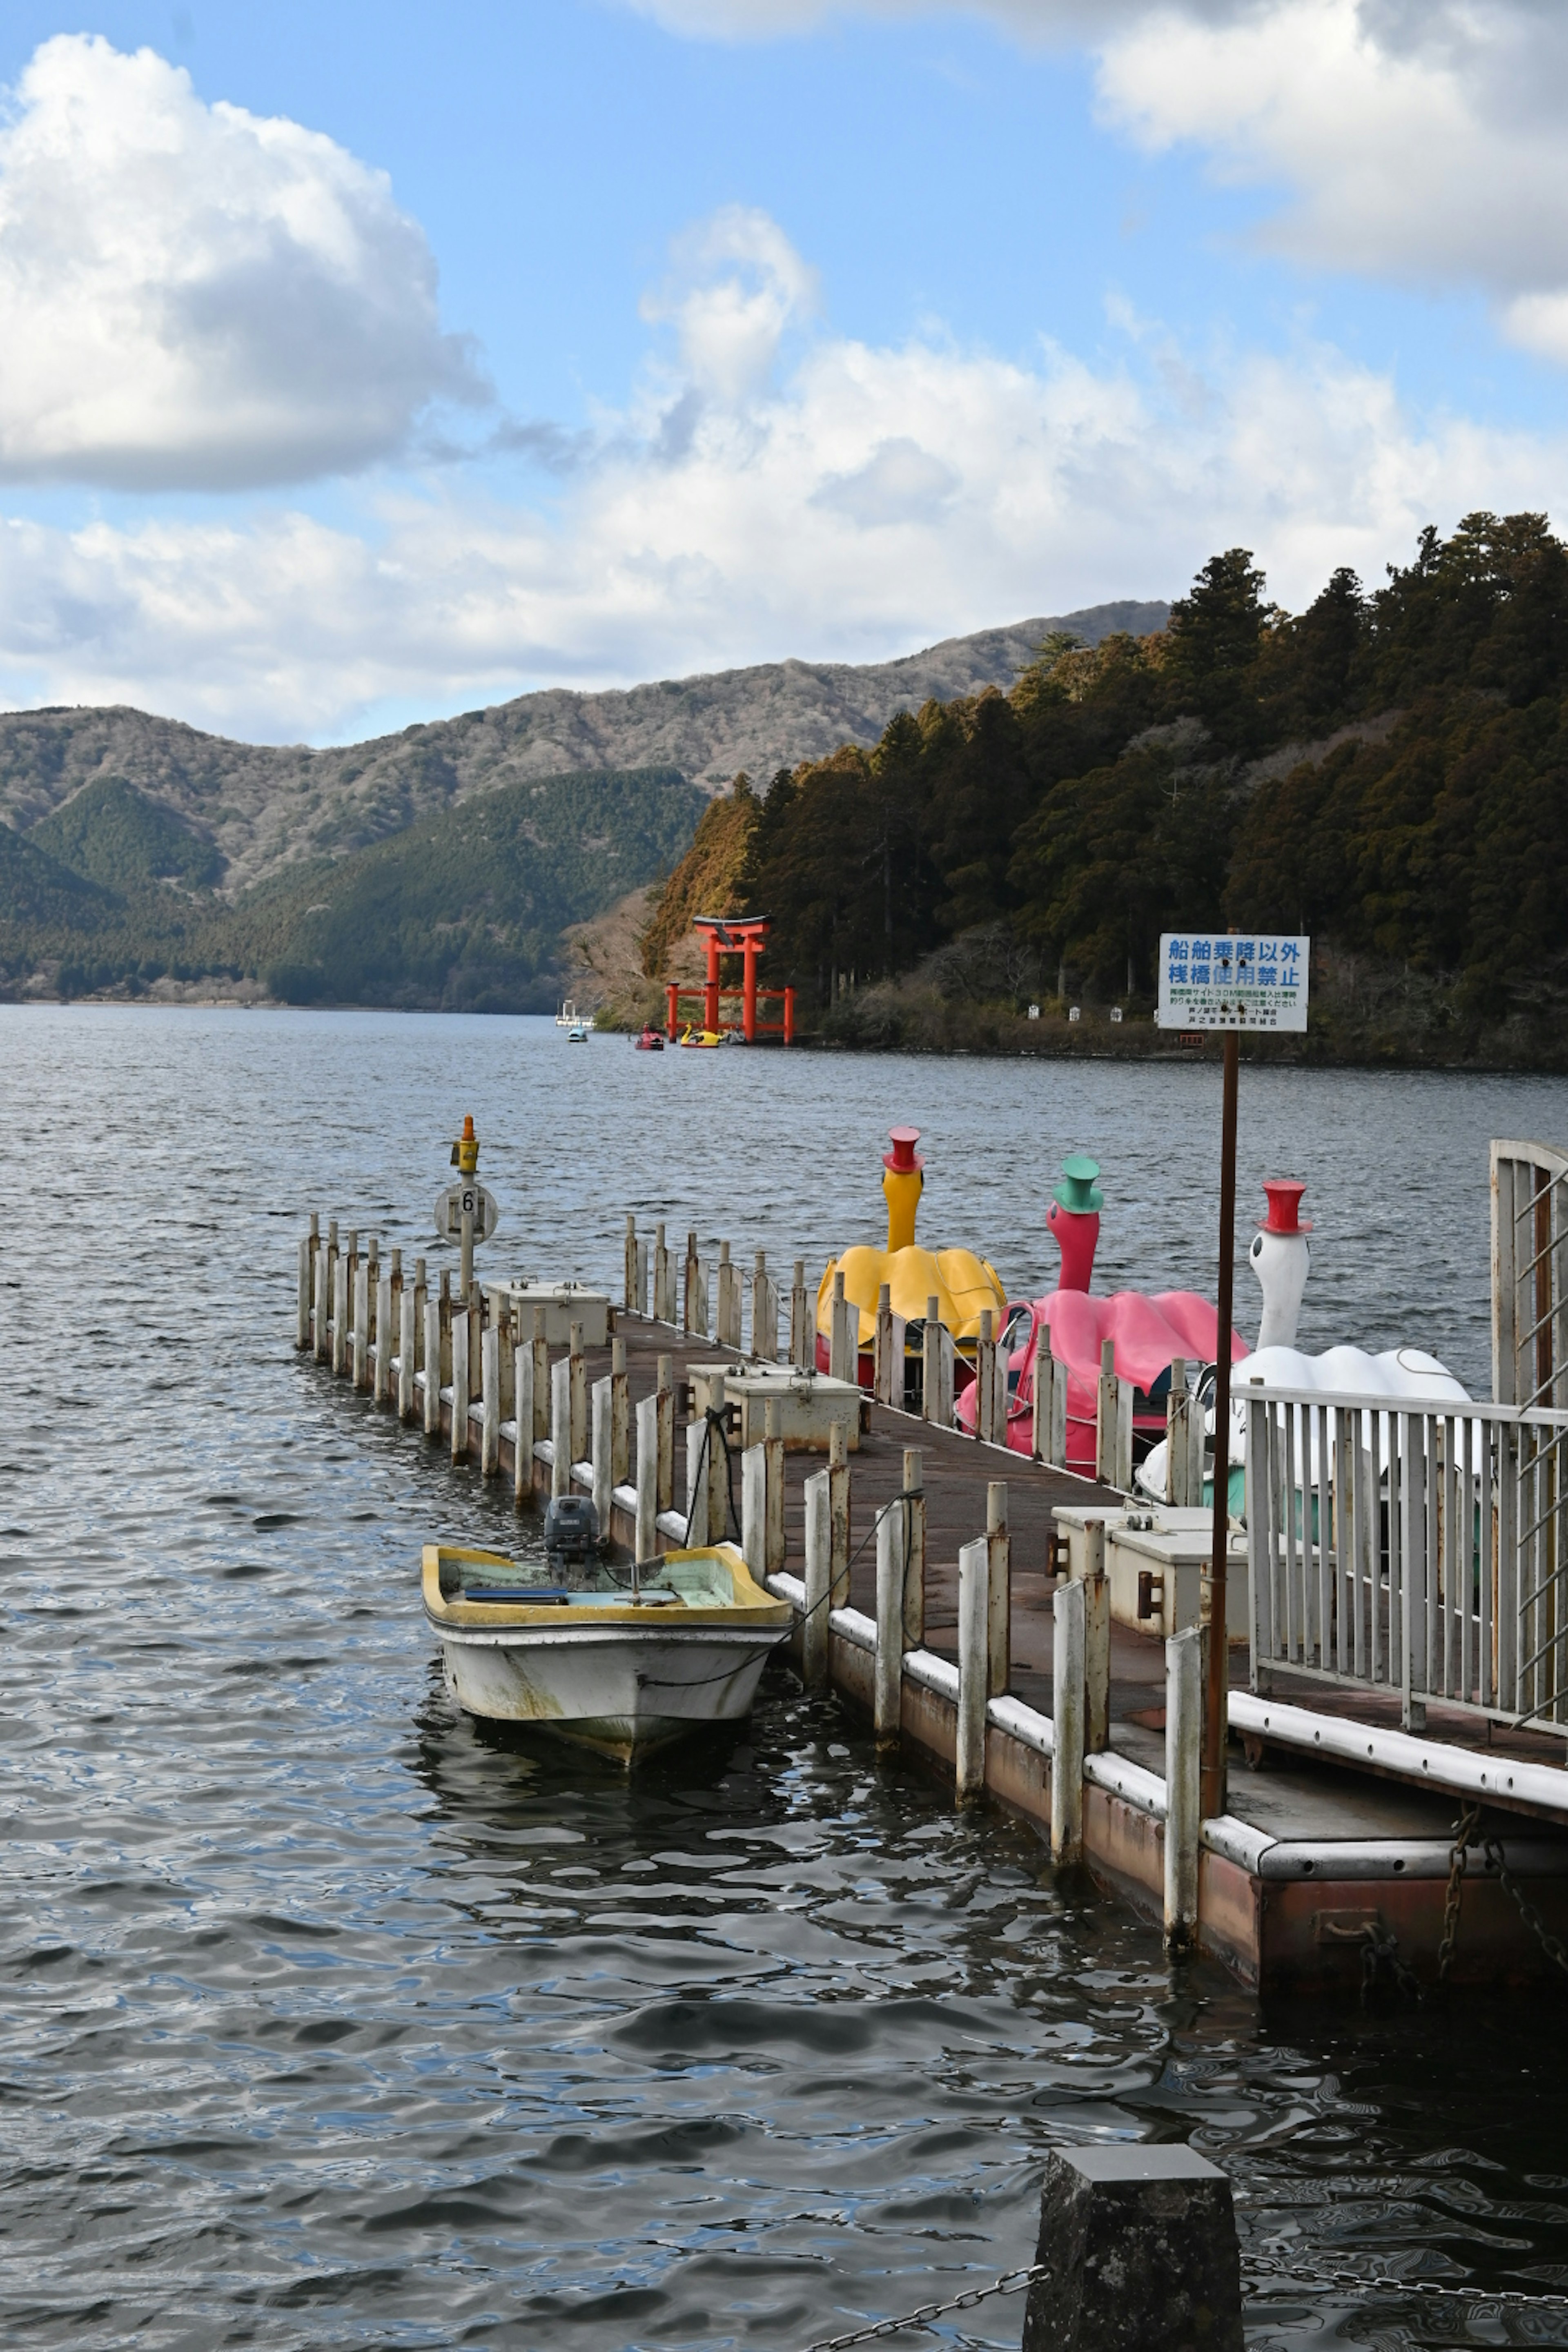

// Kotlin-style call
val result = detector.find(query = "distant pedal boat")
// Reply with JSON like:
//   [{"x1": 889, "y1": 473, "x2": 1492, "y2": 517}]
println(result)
[{"x1": 423, "y1": 1541, "x2": 792, "y2": 1761}]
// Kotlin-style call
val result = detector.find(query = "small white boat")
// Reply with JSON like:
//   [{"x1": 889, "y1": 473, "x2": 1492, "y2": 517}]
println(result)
[
  {"x1": 566, "y1": 1022, "x2": 589, "y2": 1043},
  {"x1": 423, "y1": 1539, "x2": 793, "y2": 1761}
]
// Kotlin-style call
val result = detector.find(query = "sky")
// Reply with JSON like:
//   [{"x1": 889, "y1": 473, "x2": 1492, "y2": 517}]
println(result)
[{"x1": 2, "y1": 0, "x2": 1567, "y2": 744}]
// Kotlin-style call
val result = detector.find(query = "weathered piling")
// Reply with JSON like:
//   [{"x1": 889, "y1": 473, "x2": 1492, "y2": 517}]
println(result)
[
  {"x1": 1081, "y1": 1520, "x2": 1109, "y2": 1752},
  {"x1": 685, "y1": 1415, "x2": 710, "y2": 1546},
  {"x1": 350, "y1": 1250, "x2": 368, "y2": 1393},
  {"x1": 1164, "y1": 1624, "x2": 1202, "y2": 1948},
  {"x1": 986, "y1": 1480, "x2": 1010, "y2": 1696},
  {"x1": 1021, "y1": 2145, "x2": 1243, "y2": 2352},
  {"x1": 874, "y1": 1492, "x2": 906, "y2": 1744},
  {"x1": 655, "y1": 1352, "x2": 675, "y2": 1512},
  {"x1": 610, "y1": 1336, "x2": 628, "y2": 1487},
  {"x1": 450, "y1": 1296, "x2": 470, "y2": 1464},
  {"x1": 297, "y1": 1220, "x2": 315, "y2": 1350},
  {"x1": 828, "y1": 1269, "x2": 854, "y2": 1383},
  {"x1": 764, "y1": 1398, "x2": 785, "y2": 1575},
  {"x1": 374, "y1": 1261, "x2": 393, "y2": 1406},
  {"x1": 568, "y1": 1321, "x2": 587, "y2": 1468},
  {"x1": 423, "y1": 1290, "x2": 442, "y2": 1436},
  {"x1": 828, "y1": 1417, "x2": 851, "y2": 1606},
  {"x1": 399, "y1": 1277, "x2": 416, "y2": 1421},
  {"x1": 742, "y1": 1440, "x2": 766, "y2": 1578},
  {"x1": 654, "y1": 1222, "x2": 672, "y2": 1323},
  {"x1": 635, "y1": 1392, "x2": 659, "y2": 1558},
  {"x1": 752, "y1": 1250, "x2": 777, "y2": 1361},
  {"x1": 900, "y1": 1446, "x2": 925, "y2": 1646},
  {"x1": 717, "y1": 1241, "x2": 742, "y2": 1348},
  {"x1": 1096, "y1": 1337, "x2": 1133, "y2": 1490},
  {"x1": 923, "y1": 1297, "x2": 955, "y2": 1428},
  {"x1": 1051, "y1": 1576, "x2": 1085, "y2": 1863},
  {"x1": 789, "y1": 1258, "x2": 811, "y2": 1370},
  {"x1": 481, "y1": 1318, "x2": 500, "y2": 1475},
  {"x1": 956, "y1": 1535, "x2": 989, "y2": 1801},
  {"x1": 976, "y1": 1309, "x2": 996, "y2": 1444},
  {"x1": 592, "y1": 1377, "x2": 612, "y2": 1529},
  {"x1": 1166, "y1": 1357, "x2": 1201, "y2": 1506},
  {"x1": 314, "y1": 1229, "x2": 331, "y2": 1363},
  {"x1": 550, "y1": 1357, "x2": 570, "y2": 1498},
  {"x1": 705, "y1": 1370, "x2": 728, "y2": 1541},
  {"x1": 803, "y1": 1468, "x2": 830, "y2": 1689},
  {"x1": 332, "y1": 1248, "x2": 349, "y2": 1377},
  {"x1": 1033, "y1": 1323, "x2": 1066, "y2": 1466}
]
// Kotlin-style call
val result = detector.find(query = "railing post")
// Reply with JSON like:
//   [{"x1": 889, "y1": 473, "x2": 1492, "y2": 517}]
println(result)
[
  {"x1": 1082, "y1": 1519, "x2": 1109, "y2": 1751},
  {"x1": 875, "y1": 1495, "x2": 906, "y2": 1745},
  {"x1": 1164, "y1": 1624, "x2": 1203, "y2": 1949},
  {"x1": 1051, "y1": 1576, "x2": 1085, "y2": 1863},
  {"x1": 717, "y1": 1241, "x2": 742, "y2": 1348},
  {"x1": 635, "y1": 1392, "x2": 659, "y2": 1560},
  {"x1": 742, "y1": 1441, "x2": 766, "y2": 1579},
  {"x1": 481, "y1": 1319, "x2": 500, "y2": 1475},
  {"x1": 829, "y1": 1270, "x2": 855, "y2": 1384},
  {"x1": 902, "y1": 1447, "x2": 926, "y2": 1647},
  {"x1": 752, "y1": 1250, "x2": 777, "y2": 1362},
  {"x1": 987, "y1": 1481, "x2": 1010, "y2": 1696},
  {"x1": 764, "y1": 1397, "x2": 786, "y2": 1575},
  {"x1": 450, "y1": 1301, "x2": 470, "y2": 1463},
  {"x1": 803, "y1": 1469, "x2": 831, "y2": 1689},
  {"x1": 550, "y1": 1356, "x2": 570, "y2": 1498},
  {"x1": 592, "y1": 1375, "x2": 612, "y2": 1531},
  {"x1": 957, "y1": 1535, "x2": 989, "y2": 1803},
  {"x1": 790, "y1": 1258, "x2": 811, "y2": 1369},
  {"x1": 924, "y1": 1297, "x2": 953, "y2": 1428},
  {"x1": 656, "y1": 1353, "x2": 675, "y2": 1512}
]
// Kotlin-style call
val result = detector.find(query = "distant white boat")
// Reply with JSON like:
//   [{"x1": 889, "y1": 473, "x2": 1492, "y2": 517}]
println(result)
[
  {"x1": 555, "y1": 1000, "x2": 595, "y2": 1031},
  {"x1": 423, "y1": 1539, "x2": 792, "y2": 1761}
]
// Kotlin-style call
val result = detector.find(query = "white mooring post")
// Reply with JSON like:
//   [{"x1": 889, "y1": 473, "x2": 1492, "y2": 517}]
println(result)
[
  {"x1": 550, "y1": 1356, "x2": 570, "y2": 1498},
  {"x1": 717, "y1": 1242, "x2": 742, "y2": 1348},
  {"x1": 1082, "y1": 1519, "x2": 1110, "y2": 1753},
  {"x1": 635, "y1": 1238, "x2": 649, "y2": 1318},
  {"x1": 1051, "y1": 1575, "x2": 1086, "y2": 1864},
  {"x1": 1164, "y1": 1624, "x2": 1203, "y2": 1949},
  {"x1": 706, "y1": 1372, "x2": 728, "y2": 1544},
  {"x1": 314, "y1": 1234, "x2": 330, "y2": 1362},
  {"x1": 450, "y1": 1303, "x2": 470, "y2": 1463},
  {"x1": 828, "y1": 1418, "x2": 851, "y2": 1607},
  {"x1": 752, "y1": 1251, "x2": 778, "y2": 1362},
  {"x1": 530, "y1": 1307, "x2": 549, "y2": 1445},
  {"x1": 956, "y1": 1535, "x2": 989, "y2": 1803},
  {"x1": 481, "y1": 1319, "x2": 500, "y2": 1475},
  {"x1": 635, "y1": 1392, "x2": 659, "y2": 1561},
  {"x1": 1166, "y1": 1358, "x2": 1200, "y2": 1508},
  {"x1": 297, "y1": 1233, "x2": 312, "y2": 1350},
  {"x1": 399, "y1": 1283, "x2": 416, "y2": 1422},
  {"x1": 591, "y1": 1376, "x2": 612, "y2": 1532},
  {"x1": 764, "y1": 1397, "x2": 785, "y2": 1575},
  {"x1": 789, "y1": 1259, "x2": 811, "y2": 1370},
  {"x1": 828, "y1": 1271, "x2": 855, "y2": 1385},
  {"x1": 976, "y1": 1310, "x2": 996, "y2": 1443},
  {"x1": 683, "y1": 1232, "x2": 699, "y2": 1336},
  {"x1": 742, "y1": 1443, "x2": 766, "y2": 1580},
  {"x1": 654, "y1": 1223, "x2": 672, "y2": 1323},
  {"x1": 568, "y1": 1321, "x2": 587, "y2": 1468},
  {"x1": 684, "y1": 1419, "x2": 710, "y2": 1547},
  {"x1": 656, "y1": 1354, "x2": 675, "y2": 1511},
  {"x1": 513, "y1": 1331, "x2": 533, "y2": 1505},
  {"x1": 875, "y1": 1493, "x2": 906, "y2": 1745},
  {"x1": 874, "y1": 1283, "x2": 895, "y2": 1406},
  {"x1": 331, "y1": 1252, "x2": 349, "y2": 1378},
  {"x1": 1096, "y1": 1337, "x2": 1133, "y2": 1490},
  {"x1": 1033, "y1": 1325, "x2": 1067, "y2": 1468},
  {"x1": 374, "y1": 1265, "x2": 393, "y2": 1405},
  {"x1": 986, "y1": 1481, "x2": 1010, "y2": 1697},
  {"x1": 803, "y1": 1469, "x2": 831, "y2": 1690},
  {"x1": 423, "y1": 1295, "x2": 442, "y2": 1436},
  {"x1": 624, "y1": 1214, "x2": 638, "y2": 1315},
  {"x1": 901, "y1": 1448, "x2": 925, "y2": 1648}
]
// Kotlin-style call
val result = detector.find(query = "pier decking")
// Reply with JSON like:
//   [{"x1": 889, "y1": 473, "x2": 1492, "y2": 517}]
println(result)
[{"x1": 297, "y1": 1227, "x2": 1568, "y2": 1993}]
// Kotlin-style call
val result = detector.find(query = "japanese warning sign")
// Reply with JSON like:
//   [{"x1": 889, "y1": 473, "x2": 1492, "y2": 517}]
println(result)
[{"x1": 1156, "y1": 933, "x2": 1310, "y2": 1031}]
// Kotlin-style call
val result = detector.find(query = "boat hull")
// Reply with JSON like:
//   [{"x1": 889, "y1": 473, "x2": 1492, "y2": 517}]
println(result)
[{"x1": 435, "y1": 1620, "x2": 784, "y2": 1760}]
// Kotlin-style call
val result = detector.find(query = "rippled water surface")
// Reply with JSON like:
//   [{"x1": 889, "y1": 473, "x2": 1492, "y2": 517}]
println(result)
[{"x1": 7, "y1": 1005, "x2": 1568, "y2": 2351}]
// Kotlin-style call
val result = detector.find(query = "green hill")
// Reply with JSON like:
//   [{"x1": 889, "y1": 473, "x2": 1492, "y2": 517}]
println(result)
[{"x1": 32, "y1": 775, "x2": 225, "y2": 889}]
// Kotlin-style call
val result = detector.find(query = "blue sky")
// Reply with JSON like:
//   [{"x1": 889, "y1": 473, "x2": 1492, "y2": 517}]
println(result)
[{"x1": 0, "y1": 0, "x2": 1565, "y2": 741}]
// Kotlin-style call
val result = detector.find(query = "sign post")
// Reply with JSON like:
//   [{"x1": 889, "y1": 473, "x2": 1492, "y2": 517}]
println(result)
[
  {"x1": 1157, "y1": 933, "x2": 1308, "y2": 1820},
  {"x1": 436, "y1": 1115, "x2": 498, "y2": 1298}
]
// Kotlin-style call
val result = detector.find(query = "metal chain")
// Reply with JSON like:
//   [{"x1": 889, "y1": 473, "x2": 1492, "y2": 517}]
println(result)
[
  {"x1": 1359, "y1": 1921, "x2": 1423, "y2": 2005},
  {"x1": 1437, "y1": 1801, "x2": 1482, "y2": 1983},
  {"x1": 1483, "y1": 1830, "x2": 1568, "y2": 1977},
  {"x1": 1247, "y1": 2254, "x2": 1568, "y2": 2310},
  {"x1": 802, "y1": 2262, "x2": 1049, "y2": 2352}
]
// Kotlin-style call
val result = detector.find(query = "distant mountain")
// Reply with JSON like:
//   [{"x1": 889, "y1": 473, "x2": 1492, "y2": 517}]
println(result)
[{"x1": 0, "y1": 601, "x2": 1167, "y2": 898}]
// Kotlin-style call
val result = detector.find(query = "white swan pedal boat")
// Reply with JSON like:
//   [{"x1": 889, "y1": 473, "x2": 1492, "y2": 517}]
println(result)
[{"x1": 423, "y1": 1541, "x2": 793, "y2": 1761}]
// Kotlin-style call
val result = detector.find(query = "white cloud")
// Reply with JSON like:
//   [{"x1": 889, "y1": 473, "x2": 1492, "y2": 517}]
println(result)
[
  {"x1": 0, "y1": 34, "x2": 483, "y2": 490},
  {"x1": 2, "y1": 209, "x2": 1563, "y2": 741},
  {"x1": 627, "y1": 2, "x2": 1568, "y2": 356}
]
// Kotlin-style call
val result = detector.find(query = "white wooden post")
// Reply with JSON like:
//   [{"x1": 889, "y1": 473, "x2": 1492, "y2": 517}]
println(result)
[
  {"x1": 654, "y1": 1222, "x2": 672, "y2": 1323},
  {"x1": 314, "y1": 1235, "x2": 330, "y2": 1362},
  {"x1": 803, "y1": 1469, "x2": 831, "y2": 1689},
  {"x1": 635, "y1": 1238, "x2": 649, "y2": 1318},
  {"x1": 993, "y1": 1339, "x2": 1010, "y2": 1449},
  {"x1": 828, "y1": 1417, "x2": 851, "y2": 1607},
  {"x1": 829, "y1": 1270, "x2": 855, "y2": 1384},
  {"x1": 764, "y1": 1396, "x2": 785, "y2": 1575},
  {"x1": 1051, "y1": 1576, "x2": 1085, "y2": 1864},
  {"x1": 624, "y1": 1214, "x2": 638, "y2": 1314},
  {"x1": 656, "y1": 1354, "x2": 674, "y2": 1511},
  {"x1": 717, "y1": 1242, "x2": 742, "y2": 1348},
  {"x1": 332, "y1": 1253, "x2": 348, "y2": 1377},
  {"x1": 514, "y1": 1335, "x2": 534, "y2": 1504},
  {"x1": 742, "y1": 1443, "x2": 766, "y2": 1580},
  {"x1": 635, "y1": 1392, "x2": 659, "y2": 1562},
  {"x1": 752, "y1": 1251, "x2": 777, "y2": 1361},
  {"x1": 1164, "y1": 1625, "x2": 1203, "y2": 1949},
  {"x1": 956, "y1": 1535, "x2": 989, "y2": 1803},
  {"x1": 987, "y1": 1481, "x2": 1010, "y2": 1697},
  {"x1": 374, "y1": 1267, "x2": 392, "y2": 1405},
  {"x1": 1096, "y1": 1339, "x2": 1133, "y2": 1489},
  {"x1": 976, "y1": 1309, "x2": 996, "y2": 1443},
  {"x1": 530, "y1": 1308, "x2": 549, "y2": 1444},
  {"x1": 902, "y1": 1447, "x2": 925, "y2": 1648},
  {"x1": 592, "y1": 1375, "x2": 612, "y2": 1532},
  {"x1": 423, "y1": 1295, "x2": 442, "y2": 1435},
  {"x1": 790, "y1": 1259, "x2": 811, "y2": 1370},
  {"x1": 1032, "y1": 1326, "x2": 1065, "y2": 1466},
  {"x1": 568, "y1": 1321, "x2": 587, "y2": 1468},
  {"x1": 1082, "y1": 1520, "x2": 1110, "y2": 1752},
  {"x1": 550, "y1": 1356, "x2": 570, "y2": 1498},
  {"x1": 480, "y1": 1320, "x2": 500, "y2": 1475},
  {"x1": 706, "y1": 1372, "x2": 728, "y2": 1543},
  {"x1": 610, "y1": 1336, "x2": 629, "y2": 1487},
  {"x1": 874, "y1": 1283, "x2": 894, "y2": 1405},
  {"x1": 875, "y1": 1497, "x2": 906, "y2": 1744},
  {"x1": 296, "y1": 1234, "x2": 312, "y2": 1351},
  {"x1": 450, "y1": 1304, "x2": 470, "y2": 1463},
  {"x1": 684, "y1": 1418, "x2": 710, "y2": 1547},
  {"x1": 399, "y1": 1284, "x2": 416, "y2": 1421}
]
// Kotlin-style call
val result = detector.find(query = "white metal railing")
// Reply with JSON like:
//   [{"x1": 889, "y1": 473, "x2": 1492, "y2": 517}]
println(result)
[
  {"x1": 1245, "y1": 1381, "x2": 1568, "y2": 1733},
  {"x1": 1493, "y1": 1140, "x2": 1568, "y2": 1412}
]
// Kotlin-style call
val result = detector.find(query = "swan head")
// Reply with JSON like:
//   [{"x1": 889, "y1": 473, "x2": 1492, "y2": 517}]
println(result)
[
  {"x1": 881, "y1": 1126, "x2": 924, "y2": 1253},
  {"x1": 1250, "y1": 1178, "x2": 1311, "y2": 1351}
]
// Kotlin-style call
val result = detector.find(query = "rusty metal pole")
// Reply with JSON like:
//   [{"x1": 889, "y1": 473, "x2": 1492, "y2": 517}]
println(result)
[{"x1": 1202, "y1": 1028, "x2": 1239, "y2": 1821}]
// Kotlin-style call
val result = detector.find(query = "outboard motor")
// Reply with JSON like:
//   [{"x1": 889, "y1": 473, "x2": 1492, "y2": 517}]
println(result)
[{"x1": 543, "y1": 1493, "x2": 600, "y2": 1565}]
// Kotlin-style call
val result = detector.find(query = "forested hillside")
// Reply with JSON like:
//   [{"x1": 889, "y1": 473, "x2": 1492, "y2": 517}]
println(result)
[{"x1": 637, "y1": 516, "x2": 1568, "y2": 1064}]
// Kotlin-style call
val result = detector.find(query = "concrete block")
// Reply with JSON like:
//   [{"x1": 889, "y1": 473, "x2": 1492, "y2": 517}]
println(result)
[{"x1": 1022, "y1": 2144, "x2": 1243, "y2": 2352}]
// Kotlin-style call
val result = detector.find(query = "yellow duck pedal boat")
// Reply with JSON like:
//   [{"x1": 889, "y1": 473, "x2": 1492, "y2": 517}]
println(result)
[{"x1": 423, "y1": 1541, "x2": 793, "y2": 1762}]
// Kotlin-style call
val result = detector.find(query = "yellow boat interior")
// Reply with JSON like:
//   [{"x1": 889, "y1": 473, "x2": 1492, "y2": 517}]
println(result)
[{"x1": 422, "y1": 1541, "x2": 791, "y2": 1629}]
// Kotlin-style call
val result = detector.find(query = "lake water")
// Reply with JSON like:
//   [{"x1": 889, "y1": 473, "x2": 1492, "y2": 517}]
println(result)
[{"x1": 6, "y1": 1004, "x2": 1568, "y2": 2351}]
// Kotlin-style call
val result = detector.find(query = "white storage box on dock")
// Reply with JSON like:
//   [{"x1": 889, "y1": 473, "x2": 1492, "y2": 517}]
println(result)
[
  {"x1": 487, "y1": 1281, "x2": 610, "y2": 1348},
  {"x1": 1054, "y1": 1505, "x2": 1250, "y2": 1642},
  {"x1": 687, "y1": 1361, "x2": 865, "y2": 1452}
]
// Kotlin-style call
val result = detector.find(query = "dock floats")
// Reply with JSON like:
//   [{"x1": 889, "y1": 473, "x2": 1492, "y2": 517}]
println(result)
[{"x1": 296, "y1": 1212, "x2": 1568, "y2": 1994}]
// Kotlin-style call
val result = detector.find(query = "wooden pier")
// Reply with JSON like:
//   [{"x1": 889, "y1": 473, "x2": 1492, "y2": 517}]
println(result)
[{"x1": 295, "y1": 1213, "x2": 1568, "y2": 1994}]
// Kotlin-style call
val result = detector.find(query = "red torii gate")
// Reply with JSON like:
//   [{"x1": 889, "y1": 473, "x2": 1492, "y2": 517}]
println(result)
[{"x1": 666, "y1": 914, "x2": 795, "y2": 1044}]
